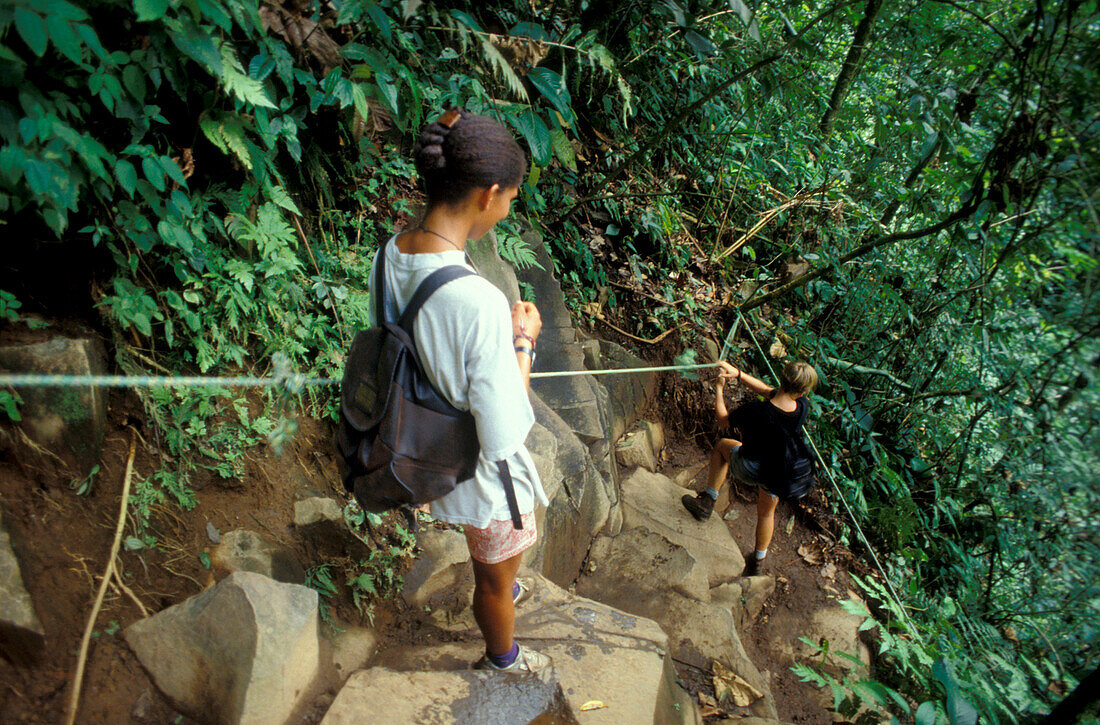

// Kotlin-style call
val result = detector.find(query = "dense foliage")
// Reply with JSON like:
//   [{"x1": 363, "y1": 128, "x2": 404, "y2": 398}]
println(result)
[{"x1": 1, "y1": 0, "x2": 1096, "y2": 721}]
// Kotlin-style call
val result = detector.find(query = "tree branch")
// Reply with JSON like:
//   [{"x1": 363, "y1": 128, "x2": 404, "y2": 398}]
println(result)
[{"x1": 739, "y1": 199, "x2": 982, "y2": 312}]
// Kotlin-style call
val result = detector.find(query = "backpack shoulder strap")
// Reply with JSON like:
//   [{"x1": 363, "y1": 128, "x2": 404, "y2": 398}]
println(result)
[
  {"x1": 397, "y1": 266, "x2": 476, "y2": 334},
  {"x1": 373, "y1": 240, "x2": 388, "y2": 328}
]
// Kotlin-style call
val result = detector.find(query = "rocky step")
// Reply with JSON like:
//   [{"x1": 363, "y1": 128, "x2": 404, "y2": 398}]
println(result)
[{"x1": 324, "y1": 574, "x2": 700, "y2": 725}]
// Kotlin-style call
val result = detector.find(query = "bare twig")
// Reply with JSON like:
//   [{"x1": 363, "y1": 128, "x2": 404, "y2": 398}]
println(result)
[
  {"x1": 593, "y1": 316, "x2": 686, "y2": 345},
  {"x1": 112, "y1": 569, "x2": 150, "y2": 618},
  {"x1": 66, "y1": 431, "x2": 138, "y2": 725}
]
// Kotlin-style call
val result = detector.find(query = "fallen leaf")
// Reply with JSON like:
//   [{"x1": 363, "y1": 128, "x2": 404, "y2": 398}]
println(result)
[
  {"x1": 798, "y1": 543, "x2": 824, "y2": 565},
  {"x1": 785, "y1": 516, "x2": 795, "y2": 535},
  {"x1": 821, "y1": 562, "x2": 838, "y2": 580},
  {"x1": 712, "y1": 660, "x2": 763, "y2": 707},
  {"x1": 579, "y1": 700, "x2": 607, "y2": 711},
  {"x1": 700, "y1": 703, "x2": 724, "y2": 717}
]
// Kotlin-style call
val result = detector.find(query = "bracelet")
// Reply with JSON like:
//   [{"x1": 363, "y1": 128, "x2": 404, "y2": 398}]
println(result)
[
  {"x1": 514, "y1": 345, "x2": 536, "y2": 364},
  {"x1": 513, "y1": 331, "x2": 536, "y2": 348}
]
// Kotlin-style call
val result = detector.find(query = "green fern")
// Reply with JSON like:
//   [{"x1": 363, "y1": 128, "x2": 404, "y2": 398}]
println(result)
[
  {"x1": 497, "y1": 227, "x2": 543, "y2": 272},
  {"x1": 200, "y1": 112, "x2": 254, "y2": 169},
  {"x1": 219, "y1": 43, "x2": 276, "y2": 108}
]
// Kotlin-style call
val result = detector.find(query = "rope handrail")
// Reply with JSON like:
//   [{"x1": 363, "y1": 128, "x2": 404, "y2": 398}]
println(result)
[
  {"x1": 734, "y1": 309, "x2": 921, "y2": 639},
  {"x1": 0, "y1": 363, "x2": 719, "y2": 389}
]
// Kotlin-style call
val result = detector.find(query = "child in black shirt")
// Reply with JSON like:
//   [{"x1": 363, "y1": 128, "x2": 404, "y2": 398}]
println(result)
[{"x1": 682, "y1": 360, "x2": 818, "y2": 575}]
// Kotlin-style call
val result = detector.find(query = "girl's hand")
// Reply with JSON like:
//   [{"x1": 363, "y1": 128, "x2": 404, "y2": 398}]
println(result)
[
  {"x1": 512, "y1": 301, "x2": 542, "y2": 344},
  {"x1": 717, "y1": 360, "x2": 740, "y2": 380}
]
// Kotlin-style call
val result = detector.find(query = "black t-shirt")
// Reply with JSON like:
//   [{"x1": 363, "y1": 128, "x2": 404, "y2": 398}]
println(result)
[{"x1": 729, "y1": 396, "x2": 808, "y2": 483}]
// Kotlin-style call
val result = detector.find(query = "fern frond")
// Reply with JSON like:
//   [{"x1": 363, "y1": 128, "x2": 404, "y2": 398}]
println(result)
[
  {"x1": 253, "y1": 203, "x2": 296, "y2": 256},
  {"x1": 200, "y1": 112, "x2": 254, "y2": 169},
  {"x1": 498, "y1": 231, "x2": 543, "y2": 271},
  {"x1": 219, "y1": 43, "x2": 276, "y2": 109},
  {"x1": 478, "y1": 37, "x2": 528, "y2": 101}
]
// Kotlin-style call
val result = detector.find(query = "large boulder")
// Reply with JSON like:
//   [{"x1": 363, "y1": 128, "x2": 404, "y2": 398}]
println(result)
[
  {"x1": 577, "y1": 532, "x2": 775, "y2": 720},
  {"x1": 577, "y1": 528, "x2": 710, "y2": 603},
  {"x1": 772, "y1": 593, "x2": 872, "y2": 674},
  {"x1": 525, "y1": 394, "x2": 614, "y2": 586},
  {"x1": 0, "y1": 335, "x2": 108, "y2": 475},
  {"x1": 401, "y1": 527, "x2": 470, "y2": 609},
  {"x1": 321, "y1": 667, "x2": 571, "y2": 724},
  {"x1": 516, "y1": 229, "x2": 606, "y2": 443},
  {"x1": 210, "y1": 529, "x2": 306, "y2": 585},
  {"x1": 598, "y1": 340, "x2": 658, "y2": 443},
  {"x1": 124, "y1": 571, "x2": 320, "y2": 725},
  {"x1": 619, "y1": 469, "x2": 745, "y2": 585},
  {"x1": 467, "y1": 228, "x2": 522, "y2": 304},
  {"x1": 370, "y1": 574, "x2": 699, "y2": 725},
  {"x1": 710, "y1": 576, "x2": 775, "y2": 632},
  {"x1": 615, "y1": 427, "x2": 659, "y2": 472},
  {"x1": 0, "y1": 511, "x2": 44, "y2": 665}
]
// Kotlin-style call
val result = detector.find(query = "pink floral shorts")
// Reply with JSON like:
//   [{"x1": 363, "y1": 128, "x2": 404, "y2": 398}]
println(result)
[{"x1": 464, "y1": 512, "x2": 537, "y2": 564}]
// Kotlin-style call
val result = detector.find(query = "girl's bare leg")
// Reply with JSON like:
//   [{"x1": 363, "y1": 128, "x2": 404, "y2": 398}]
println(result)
[
  {"x1": 706, "y1": 438, "x2": 741, "y2": 494},
  {"x1": 469, "y1": 550, "x2": 524, "y2": 655},
  {"x1": 754, "y1": 487, "x2": 780, "y2": 552}
]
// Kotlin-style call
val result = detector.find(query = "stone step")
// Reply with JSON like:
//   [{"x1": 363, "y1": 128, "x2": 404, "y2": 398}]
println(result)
[{"x1": 328, "y1": 575, "x2": 700, "y2": 725}]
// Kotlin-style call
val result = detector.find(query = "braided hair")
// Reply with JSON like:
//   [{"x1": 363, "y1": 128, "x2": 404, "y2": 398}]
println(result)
[{"x1": 414, "y1": 108, "x2": 526, "y2": 206}]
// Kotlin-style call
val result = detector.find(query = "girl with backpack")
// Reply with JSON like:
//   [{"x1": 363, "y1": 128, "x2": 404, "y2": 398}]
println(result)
[
  {"x1": 370, "y1": 108, "x2": 550, "y2": 674},
  {"x1": 681, "y1": 360, "x2": 818, "y2": 576}
]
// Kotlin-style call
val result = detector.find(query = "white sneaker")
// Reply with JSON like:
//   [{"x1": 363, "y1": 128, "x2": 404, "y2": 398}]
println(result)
[
  {"x1": 513, "y1": 576, "x2": 535, "y2": 606},
  {"x1": 473, "y1": 645, "x2": 554, "y2": 678}
]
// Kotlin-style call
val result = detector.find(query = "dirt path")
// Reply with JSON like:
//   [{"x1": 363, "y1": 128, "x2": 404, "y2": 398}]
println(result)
[{"x1": 1, "y1": 387, "x2": 853, "y2": 723}]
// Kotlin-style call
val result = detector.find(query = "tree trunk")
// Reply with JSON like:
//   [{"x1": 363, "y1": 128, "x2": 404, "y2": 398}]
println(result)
[
  {"x1": 1039, "y1": 667, "x2": 1099, "y2": 724},
  {"x1": 818, "y1": 0, "x2": 886, "y2": 144}
]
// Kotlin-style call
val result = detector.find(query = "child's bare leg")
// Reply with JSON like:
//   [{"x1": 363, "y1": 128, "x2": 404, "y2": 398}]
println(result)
[
  {"x1": 706, "y1": 438, "x2": 741, "y2": 495},
  {"x1": 754, "y1": 487, "x2": 780, "y2": 553}
]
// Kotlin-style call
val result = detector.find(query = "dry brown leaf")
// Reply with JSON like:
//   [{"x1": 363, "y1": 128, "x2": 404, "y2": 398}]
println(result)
[
  {"x1": 821, "y1": 562, "x2": 838, "y2": 580},
  {"x1": 798, "y1": 543, "x2": 824, "y2": 566},
  {"x1": 712, "y1": 660, "x2": 763, "y2": 707}
]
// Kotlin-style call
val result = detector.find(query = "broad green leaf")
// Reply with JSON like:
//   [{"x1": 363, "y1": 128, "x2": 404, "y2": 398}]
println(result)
[
  {"x1": 134, "y1": 0, "x2": 170, "y2": 22},
  {"x1": 122, "y1": 63, "x2": 147, "y2": 103},
  {"x1": 142, "y1": 155, "x2": 166, "y2": 191},
  {"x1": 683, "y1": 29, "x2": 717, "y2": 56},
  {"x1": 510, "y1": 22, "x2": 548, "y2": 40},
  {"x1": 114, "y1": 160, "x2": 137, "y2": 196},
  {"x1": 160, "y1": 155, "x2": 187, "y2": 187},
  {"x1": 449, "y1": 9, "x2": 482, "y2": 32},
  {"x1": 39, "y1": 0, "x2": 89, "y2": 22},
  {"x1": 45, "y1": 14, "x2": 82, "y2": 64},
  {"x1": 507, "y1": 109, "x2": 551, "y2": 167},
  {"x1": 549, "y1": 126, "x2": 576, "y2": 172},
  {"x1": 915, "y1": 701, "x2": 939, "y2": 725},
  {"x1": 14, "y1": 8, "x2": 48, "y2": 57},
  {"x1": 527, "y1": 67, "x2": 573, "y2": 124},
  {"x1": 165, "y1": 17, "x2": 222, "y2": 73},
  {"x1": 364, "y1": 4, "x2": 392, "y2": 42}
]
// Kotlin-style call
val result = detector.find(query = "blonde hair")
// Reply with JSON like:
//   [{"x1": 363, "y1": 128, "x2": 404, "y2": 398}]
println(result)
[{"x1": 779, "y1": 361, "x2": 818, "y2": 396}]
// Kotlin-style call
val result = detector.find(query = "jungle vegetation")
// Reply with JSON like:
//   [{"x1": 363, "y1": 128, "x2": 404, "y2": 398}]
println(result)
[{"x1": 0, "y1": 0, "x2": 1096, "y2": 721}]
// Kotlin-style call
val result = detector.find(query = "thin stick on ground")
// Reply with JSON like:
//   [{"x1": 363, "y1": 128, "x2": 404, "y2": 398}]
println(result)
[
  {"x1": 65, "y1": 431, "x2": 138, "y2": 725},
  {"x1": 112, "y1": 569, "x2": 150, "y2": 618}
]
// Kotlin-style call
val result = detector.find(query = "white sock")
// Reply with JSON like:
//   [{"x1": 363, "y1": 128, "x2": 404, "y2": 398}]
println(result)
[{"x1": 754, "y1": 549, "x2": 767, "y2": 560}]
